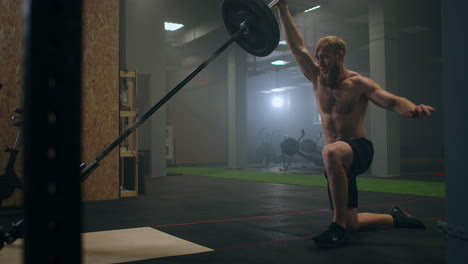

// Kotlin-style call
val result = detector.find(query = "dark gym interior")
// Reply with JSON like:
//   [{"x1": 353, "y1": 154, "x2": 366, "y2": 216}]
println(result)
[{"x1": 0, "y1": 0, "x2": 467, "y2": 263}]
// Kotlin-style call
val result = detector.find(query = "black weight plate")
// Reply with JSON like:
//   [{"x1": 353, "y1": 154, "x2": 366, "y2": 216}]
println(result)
[
  {"x1": 222, "y1": 0, "x2": 280, "y2": 57},
  {"x1": 281, "y1": 137, "x2": 299, "y2": 156},
  {"x1": 300, "y1": 139, "x2": 318, "y2": 154}
]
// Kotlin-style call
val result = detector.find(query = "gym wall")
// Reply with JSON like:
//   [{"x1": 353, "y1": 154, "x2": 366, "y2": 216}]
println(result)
[
  {"x1": 397, "y1": 0, "x2": 444, "y2": 173},
  {"x1": 0, "y1": 0, "x2": 120, "y2": 206},
  {"x1": 166, "y1": 54, "x2": 230, "y2": 166}
]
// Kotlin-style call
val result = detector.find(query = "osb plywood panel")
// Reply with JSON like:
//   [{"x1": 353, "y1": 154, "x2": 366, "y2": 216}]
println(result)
[
  {"x1": 81, "y1": 0, "x2": 120, "y2": 201},
  {"x1": 0, "y1": 0, "x2": 24, "y2": 207},
  {"x1": 0, "y1": 0, "x2": 120, "y2": 205}
]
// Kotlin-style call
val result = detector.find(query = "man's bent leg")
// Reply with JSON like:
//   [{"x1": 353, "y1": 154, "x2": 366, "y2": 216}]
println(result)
[
  {"x1": 312, "y1": 142, "x2": 354, "y2": 248},
  {"x1": 351, "y1": 210, "x2": 425, "y2": 231},
  {"x1": 356, "y1": 212, "x2": 393, "y2": 230},
  {"x1": 348, "y1": 208, "x2": 394, "y2": 231},
  {"x1": 322, "y1": 141, "x2": 353, "y2": 228}
]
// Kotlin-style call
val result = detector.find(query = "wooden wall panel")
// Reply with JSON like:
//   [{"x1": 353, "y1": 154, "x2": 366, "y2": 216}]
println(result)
[
  {"x1": 81, "y1": 0, "x2": 120, "y2": 201},
  {"x1": 0, "y1": 0, "x2": 24, "y2": 207},
  {"x1": 0, "y1": 0, "x2": 120, "y2": 205}
]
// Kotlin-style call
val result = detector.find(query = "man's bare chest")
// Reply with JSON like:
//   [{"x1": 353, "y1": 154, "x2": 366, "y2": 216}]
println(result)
[{"x1": 316, "y1": 86, "x2": 361, "y2": 115}]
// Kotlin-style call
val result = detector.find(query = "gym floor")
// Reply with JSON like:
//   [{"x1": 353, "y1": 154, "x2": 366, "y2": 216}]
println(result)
[
  {"x1": 89, "y1": 169, "x2": 445, "y2": 264},
  {"x1": 0, "y1": 167, "x2": 446, "y2": 263}
]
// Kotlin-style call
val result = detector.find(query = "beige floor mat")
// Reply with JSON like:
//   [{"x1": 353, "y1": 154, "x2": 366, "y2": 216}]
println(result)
[{"x1": 1, "y1": 227, "x2": 213, "y2": 264}]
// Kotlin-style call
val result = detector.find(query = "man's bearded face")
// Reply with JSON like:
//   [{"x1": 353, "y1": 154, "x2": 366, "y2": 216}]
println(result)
[{"x1": 318, "y1": 49, "x2": 341, "y2": 88}]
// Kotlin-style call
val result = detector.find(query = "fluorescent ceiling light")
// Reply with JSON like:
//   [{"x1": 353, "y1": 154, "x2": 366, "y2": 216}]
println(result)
[
  {"x1": 259, "y1": 86, "x2": 298, "y2": 94},
  {"x1": 271, "y1": 60, "x2": 290, "y2": 66},
  {"x1": 272, "y1": 96, "x2": 284, "y2": 108},
  {"x1": 271, "y1": 88, "x2": 284, "y2": 92},
  {"x1": 304, "y1": 5, "x2": 321, "y2": 12},
  {"x1": 165, "y1": 22, "x2": 184, "y2": 31},
  {"x1": 279, "y1": 40, "x2": 287, "y2": 45}
]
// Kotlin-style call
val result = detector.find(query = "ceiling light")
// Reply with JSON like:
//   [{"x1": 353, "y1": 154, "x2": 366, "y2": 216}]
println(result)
[
  {"x1": 304, "y1": 5, "x2": 321, "y2": 12},
  {"x1": 165, "y1": 22, "x2": 184, "y2": 31},
  {"x1": 258, "y1": 86, "x2": 298, "y2": 94},
  {"x1": 271, "y1": 60, "x2": 290, "y2": 66},
  {"x1": 271, "y1": 88, "x2": 284, "y2": 92},
  {"x1": 279, "y1": 40, "x2": 287, "y2": 45},
  {"x1": 272, "y1": 96, "x2": 284, "y2": 108}
]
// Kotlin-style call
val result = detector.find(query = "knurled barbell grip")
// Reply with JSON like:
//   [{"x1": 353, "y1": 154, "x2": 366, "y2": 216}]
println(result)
[{"x1": 268, "y1": 0, "x2": 281, "y2": 9}]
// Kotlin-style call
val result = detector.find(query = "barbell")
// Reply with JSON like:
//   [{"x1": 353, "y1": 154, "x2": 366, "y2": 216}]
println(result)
[
  {"x1": 80, "y1": 0, "x2": 282, "y2": 179},
  {"x1": 1, "y1": 0, "x2": 284, "y2": 247}
]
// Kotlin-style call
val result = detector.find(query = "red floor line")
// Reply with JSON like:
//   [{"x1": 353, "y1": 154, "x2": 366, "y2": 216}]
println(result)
[
  {"x1": 152, "y1": 209, "x2": 331, "y2": 228},
  {"x1": 152, "y1": 197, "x2": 443, "y2": 228},
  {"x1": 214, "y1": 235, "x2": 316, "y2": 251}
]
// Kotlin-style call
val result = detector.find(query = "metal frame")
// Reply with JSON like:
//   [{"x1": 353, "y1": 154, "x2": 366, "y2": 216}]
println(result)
[{"x1": 22, "y1": 0, "x2": 83, "y2": 262}]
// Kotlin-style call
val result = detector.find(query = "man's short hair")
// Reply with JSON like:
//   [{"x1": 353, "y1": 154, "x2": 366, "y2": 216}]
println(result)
[{"x1": 316, "y1": 36, "x2": 347, "y2": 56}]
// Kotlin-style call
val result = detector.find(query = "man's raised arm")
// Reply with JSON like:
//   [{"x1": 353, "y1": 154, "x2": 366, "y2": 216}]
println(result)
[{"x1": 276, "y1": 1, "x2": 319, "y2": 82}]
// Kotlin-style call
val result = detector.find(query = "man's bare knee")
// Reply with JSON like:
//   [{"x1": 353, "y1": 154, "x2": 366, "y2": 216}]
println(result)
[
  {"x1": 322, "y1": 142, "x2": 353, "y2": 172},
  {"x1": 322, "y1": 145, "x2": 338, "y2": 166}
]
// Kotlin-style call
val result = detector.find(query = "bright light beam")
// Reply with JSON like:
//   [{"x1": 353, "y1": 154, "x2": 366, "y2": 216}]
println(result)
[
  {"x1": 271, "y1": 60, "x2": 290, "y2": 66},
  {"x1": 304, "y1": 5, "x2": 321, "y2": 13},
  {"x1": 272, "y1": 96, "x2": 284, "y2": 108},
  {"x1": 165, "y1": 22, "x2": 184, "y2": 31}
]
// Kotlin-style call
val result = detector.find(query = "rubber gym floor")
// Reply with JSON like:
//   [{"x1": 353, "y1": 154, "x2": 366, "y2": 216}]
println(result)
[{"x1": 1, "y1": 165, "x2": 446, "y2": 263}]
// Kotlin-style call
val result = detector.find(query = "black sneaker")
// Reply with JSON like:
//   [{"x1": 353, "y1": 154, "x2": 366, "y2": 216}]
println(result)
[
  {"x1": 312, "y1": 222, "x2": 349, "y2": 248},
  {"x1": 390, "y1": 205, "x2": 426, "y2": 229}
]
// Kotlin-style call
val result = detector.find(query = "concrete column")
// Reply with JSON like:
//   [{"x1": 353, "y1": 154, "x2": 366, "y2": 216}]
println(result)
[
  {"x1": 442, "y1": 0, "x2": 468, "y2": 262},
  {"x1": 368, "y1": 0, "x2": 400, "y2": 177},
  {"x1": 121, "y1": 0, "x2": 166, "y2": 177},
  {"x1": 227, "y1": 46, "x2": 247, "y2": 169}
]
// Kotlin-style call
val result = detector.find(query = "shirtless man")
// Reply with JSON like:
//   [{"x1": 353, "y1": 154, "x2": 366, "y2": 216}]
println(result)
[{"x1": 275, "y1": 1, "x2": 436, "y2": 248}]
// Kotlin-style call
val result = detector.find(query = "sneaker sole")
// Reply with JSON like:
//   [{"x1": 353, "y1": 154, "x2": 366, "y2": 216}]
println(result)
[{"x1": 314, "y1": 239, "x2": 347, "y2": 248}]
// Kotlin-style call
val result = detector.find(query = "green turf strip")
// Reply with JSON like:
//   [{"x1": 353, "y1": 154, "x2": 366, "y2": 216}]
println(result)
[{"x1": 167, "y1": 167, "x2": 445, "y2": 198}]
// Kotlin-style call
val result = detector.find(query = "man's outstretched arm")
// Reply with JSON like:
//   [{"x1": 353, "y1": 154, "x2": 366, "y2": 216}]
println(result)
[{"x1": 364, "y1": 76, "x2": 436, "y2": 119}]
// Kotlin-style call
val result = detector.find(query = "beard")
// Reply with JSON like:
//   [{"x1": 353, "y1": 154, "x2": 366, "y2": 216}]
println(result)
[{"x1": 320, "y1": 61, "x2": 341, "y2": 89}]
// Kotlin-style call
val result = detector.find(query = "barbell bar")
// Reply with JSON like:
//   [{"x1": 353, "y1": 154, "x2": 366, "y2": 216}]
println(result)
[
  {"x1": 1, "y1": 0, "x2": 283, "y2": 247},
  {"x1": 81, "y1": 0, "x2": 281, "y2": 180}
]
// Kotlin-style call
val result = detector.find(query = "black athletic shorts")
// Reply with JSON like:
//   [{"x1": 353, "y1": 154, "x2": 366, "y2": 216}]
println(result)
[{"x1": 324, "y1": 138, "x2": 374, "y2": 209}]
